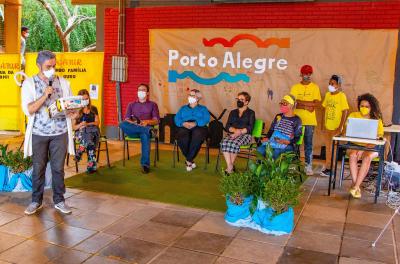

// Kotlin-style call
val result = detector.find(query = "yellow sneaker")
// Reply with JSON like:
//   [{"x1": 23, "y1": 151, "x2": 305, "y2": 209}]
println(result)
[
  {"x1": 350, "y1": 187, "x2": 361, "y2": 199},
  {"x1": 354, "y1": 188, "x2": 362, "y2": 199}
]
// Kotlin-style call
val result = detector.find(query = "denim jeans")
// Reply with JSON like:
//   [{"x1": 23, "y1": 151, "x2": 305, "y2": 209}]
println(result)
[
  {"x1": 304, "y1": 125, "x2": 315, "y2": 166},
  {"x1": 119, "y1": 121, "x2": 151, "y2": 167},
  {"x1": 257, "y1": 144, "x2": 294, "y2": 160}
]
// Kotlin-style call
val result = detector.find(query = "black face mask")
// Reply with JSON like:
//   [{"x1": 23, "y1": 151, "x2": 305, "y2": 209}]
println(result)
[{"x1": 237, "y1": 100, "x2": 244, "y2": 108}]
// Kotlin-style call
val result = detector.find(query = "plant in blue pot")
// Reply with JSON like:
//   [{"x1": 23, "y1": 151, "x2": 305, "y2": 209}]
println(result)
[
  {"x1": 220, "y1": 170, "x2": 254, "y2": 227},
  {"x1": 0, "y1": 148, "x2": 32, "y2": 192},
  {"x1": 250, "y1": 145, "x2": 303, "y2": 235},
  {"x1": 0, "y1": 144, "x2": 8, "y2": 179}
]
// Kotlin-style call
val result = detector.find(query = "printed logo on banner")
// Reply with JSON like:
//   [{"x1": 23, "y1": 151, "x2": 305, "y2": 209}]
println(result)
[
  {"x1": 202, "y1": 34, "x2": 290, "y2": 48},
  {"x1": 168, "y1": 34, "x2": 290, "y2": 85}
]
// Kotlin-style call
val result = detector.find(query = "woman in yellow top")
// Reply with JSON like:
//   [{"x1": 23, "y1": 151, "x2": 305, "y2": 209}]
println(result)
[
  {"x1": 320, "y1": 75, "x2": 349, "y2": 177},
  {"x1": 347, "y1": 93, "x2": 384, "y2": 199}
]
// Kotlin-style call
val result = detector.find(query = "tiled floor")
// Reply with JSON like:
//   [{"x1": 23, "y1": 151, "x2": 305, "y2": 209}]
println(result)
[
  {"x1": 0, "y1": 138, "x2": 398, "y2": 263},
  {"x1": 0, "y1": 176, "x2": 397, "y2": 264}
]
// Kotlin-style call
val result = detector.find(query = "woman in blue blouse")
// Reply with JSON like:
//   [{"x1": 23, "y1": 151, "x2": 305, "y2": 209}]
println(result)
[{"x1": 174, "y1": 89, "x2": 210, "y2": 172}]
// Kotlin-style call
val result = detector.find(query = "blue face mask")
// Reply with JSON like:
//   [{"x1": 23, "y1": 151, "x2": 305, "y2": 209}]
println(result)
[{"x1": 302, "y1": 75, "x2": 311, "y2": 82}]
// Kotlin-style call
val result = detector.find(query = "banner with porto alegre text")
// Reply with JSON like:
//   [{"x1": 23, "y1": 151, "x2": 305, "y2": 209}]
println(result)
[{"x1": 150, "y1": 29, "x2": 398, "y2": 126}]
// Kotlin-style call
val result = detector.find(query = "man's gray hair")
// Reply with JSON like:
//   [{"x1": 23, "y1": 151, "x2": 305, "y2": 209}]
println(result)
[
  {"x1": 190, "y1": 89, "x2": 202, "y2": 100},
  {"x1": 36, "y1": 50, "x2": 56, "y2": 65}
]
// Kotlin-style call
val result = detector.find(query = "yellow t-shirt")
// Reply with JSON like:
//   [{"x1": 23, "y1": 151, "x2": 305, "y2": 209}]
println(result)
[
  {"x1": 290, "y1": 82, "x2": 321, "y2": 126},
  {"x1": 346, "y1": 112, "x2": 384, "y2": 138},
  {"x1": 322, "y1": 92, "x2": 349, "y2": 131}
]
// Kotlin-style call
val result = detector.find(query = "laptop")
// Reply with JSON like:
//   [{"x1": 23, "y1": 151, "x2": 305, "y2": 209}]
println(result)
[{"x1": 345, "y1": 118, "x2": 379, "y2": 139}]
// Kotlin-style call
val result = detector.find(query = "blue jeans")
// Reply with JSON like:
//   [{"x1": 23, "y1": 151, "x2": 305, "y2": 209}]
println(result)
[
  {"x1": 119, "y1": 121, "x2": 151, "y2": 167},
  {"x1": 257, "y1": 144, "x2": 294, "y2": 160},
  {"x1": 304, "y1": 125, "x2": 314, "y2": 166}
]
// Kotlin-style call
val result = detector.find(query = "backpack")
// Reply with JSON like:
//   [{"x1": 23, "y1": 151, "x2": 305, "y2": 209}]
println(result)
[{"x1": 208, "y1": 109, "x2": 227, "y2": 148}]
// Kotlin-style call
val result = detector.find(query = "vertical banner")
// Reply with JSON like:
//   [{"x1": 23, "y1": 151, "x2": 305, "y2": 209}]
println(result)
[
  {"x1": 25, "y1": 52, "x2": 104, "y2": 126},
  {"x1": 150, "y1": 29, "x2": 398, "y2": 150},
  {"x1": 0, "y1": 54, "x2": 21, "y2": 131}
]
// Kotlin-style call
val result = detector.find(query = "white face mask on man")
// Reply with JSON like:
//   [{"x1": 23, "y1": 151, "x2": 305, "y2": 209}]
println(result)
[
  {"x1": 43, "y1": 68, "x2": 55, "y2": 79},
  {"x1": 138, "y1": 91, "x2": 147, "y2": 100},
  {"x1": 188, "y1": 96, "x2": 197, "y2": 104}
]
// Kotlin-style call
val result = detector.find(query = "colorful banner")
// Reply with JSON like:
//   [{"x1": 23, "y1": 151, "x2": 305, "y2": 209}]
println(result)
[
  {"x1": 25, "y1": 52, "x2": 104, "y2": 127},
  {"x1": 150, "y1": 29, "x2": 398, "y2": 150},
  {"x1": 150, "y1": 29, "x2": 398, "y2": 122},
  {"x1": 0, "y1": 54, "x2": 21, "y2": 131}
]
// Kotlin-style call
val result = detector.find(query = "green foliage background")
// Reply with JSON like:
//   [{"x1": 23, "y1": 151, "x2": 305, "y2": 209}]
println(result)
[{"x1": 22, "y1": 0, "x2": 96, "y2": 52}]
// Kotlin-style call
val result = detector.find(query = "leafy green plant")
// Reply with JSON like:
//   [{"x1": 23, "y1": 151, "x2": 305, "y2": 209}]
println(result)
[
  {"x1": 219, "y1": 170, "x2": 254, "y2": 205},
  {"x1": 0, "y1": 144, "x2": 8, "y2": 165},
  {"x1": 248, "y1": 144, "x2": 304, "y2": 215},
  {"x1": 22, "y1": 0, "x2": 96, "y2": 52},
  {"x1": 262, "y1": 174, "x2": 300, "y2": 215},
  {"x1": 2, "y1": 149, "x2": 32, "y2": 173}
]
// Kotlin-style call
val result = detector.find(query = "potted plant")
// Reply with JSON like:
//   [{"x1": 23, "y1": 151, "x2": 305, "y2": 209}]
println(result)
[
  {"x1": 0, "y1": 147, "x2": 33, "y2": 192},
  {"x1": 0, "y1": 144, "x2": 8, "y2": 178},
  {"x1": 219, "y1": 170, "x2": 254, "y2": 226},
  {"x1": 249, "y1": 145, "x2": 304, "y2": 235}
]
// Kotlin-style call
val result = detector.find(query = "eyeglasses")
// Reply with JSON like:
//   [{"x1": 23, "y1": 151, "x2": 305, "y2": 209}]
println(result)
[
  {"x1": 236, "y1": 98, "x2": 246, "y2": 102},
  {"x1": 279, "y1": 102, "x2": 289, "y2": 106}
]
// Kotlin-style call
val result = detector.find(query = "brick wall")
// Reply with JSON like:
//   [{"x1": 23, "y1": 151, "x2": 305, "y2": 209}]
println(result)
[{"x1": 104, "y1": 1, "x2": 400, "y2": 127}]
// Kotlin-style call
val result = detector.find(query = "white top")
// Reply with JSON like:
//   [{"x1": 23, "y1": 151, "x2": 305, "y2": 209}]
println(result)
[
  {"x1": 21, "y1": 76, "x2": 75, "y2": 158},
  {"x1": 332, "y1": 136, "x2": 386, "y2": 146},
  {"x1": 384, "y1": 125, "x2": 400, "y2": 133}
]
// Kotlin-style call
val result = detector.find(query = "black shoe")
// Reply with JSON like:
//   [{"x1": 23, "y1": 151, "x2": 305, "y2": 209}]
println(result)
[
  {"x1": 142, "y1": 166, "x2": 150, "y2": 174},
  {"x1": 320, "y1": 168, "x2": 331, "y2": 177},
  {"x1": 150, "y1": 129, "x2": 157, "y2": 138},
  {"x1": 224, "y1": 170, "x2": 233, "y2": 176}
]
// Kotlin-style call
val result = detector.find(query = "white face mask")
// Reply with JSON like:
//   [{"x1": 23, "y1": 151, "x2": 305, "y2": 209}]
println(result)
[
  {"x1": 138, "y1": 91, "x2": 147, "y2": 100},
  {"x1": 188, "y1": 96, "x2": 197, "y2": 104},
  {"x1": 25, "y1": 33, "x2": 29, "y2": 38},
  {"x1": 43, "y1": 68, "x2": 55, "y2": 79},
  {"x1": 328, "y1": 85, "x2": 337, "y2": 93}
]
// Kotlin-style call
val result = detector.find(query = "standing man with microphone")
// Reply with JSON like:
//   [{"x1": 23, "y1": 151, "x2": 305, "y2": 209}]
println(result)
[{"x1": 21, "y1": 50, "x2": 76, "y2": 215}]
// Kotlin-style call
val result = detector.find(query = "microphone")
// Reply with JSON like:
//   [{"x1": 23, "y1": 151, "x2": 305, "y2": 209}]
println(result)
[{"x1": 48, "y1": 76, "x2": 54, "y2": 98}]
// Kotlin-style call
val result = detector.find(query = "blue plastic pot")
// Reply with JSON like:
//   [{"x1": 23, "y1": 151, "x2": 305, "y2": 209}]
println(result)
[{"x1": 225, "y1": 195, "x2": 253, "y2": 225}]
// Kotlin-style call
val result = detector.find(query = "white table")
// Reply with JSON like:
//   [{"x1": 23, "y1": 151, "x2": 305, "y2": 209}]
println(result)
[
  {"x1": 384, "y1": 125, "x2": 400, "y2": 161},
  {"x1": 384, "y1": 125, "x2": 400, "y2": 133},
  {"x1": 328, "y1": 136, "x2": 386, "y2": 203}
]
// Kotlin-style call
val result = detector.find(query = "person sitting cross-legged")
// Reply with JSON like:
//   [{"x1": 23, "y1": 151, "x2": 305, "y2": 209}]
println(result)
[
  {"x1": 72, "y1": 89, "x2": 100, "y2": 173},
  {"x1": 257, "y1": 95, "x2": 302, "y2": 160},
  {"x1": 119, "y1": 83, "x2": 160, "y2": 174},
  {"x1": 221, "y1": 91, "x2": 255, "y2": 175}
]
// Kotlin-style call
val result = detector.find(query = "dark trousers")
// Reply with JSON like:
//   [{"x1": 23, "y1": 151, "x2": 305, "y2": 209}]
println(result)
[
  {"x1": 32, "y1": 133, "x2": 67, "y2": 204},
  {"x1": 176, "y1": 126, "x2": 208, "y2": 162}
]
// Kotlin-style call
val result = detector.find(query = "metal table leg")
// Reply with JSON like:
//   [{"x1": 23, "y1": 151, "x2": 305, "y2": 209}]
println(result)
[
  {"x1": 375, "y1": 145, "x2": 385, "y2": 203},
  {"x1": 328, "y1": 139, "x2": 337, "y2": 196}
]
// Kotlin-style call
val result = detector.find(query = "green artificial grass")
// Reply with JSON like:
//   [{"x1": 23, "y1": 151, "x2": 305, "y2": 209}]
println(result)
[{"x1": 65, "y1": 150, "x2": 248, "y2": 212}]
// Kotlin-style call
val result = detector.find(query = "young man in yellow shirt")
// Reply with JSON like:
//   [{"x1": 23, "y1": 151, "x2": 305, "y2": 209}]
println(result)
[
  {"x1": 320, "y1": 75, "x2": 349, "y2": 177},
  {"x1": 290, "y1": 65, "x2": 321, "y2": 176}
]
